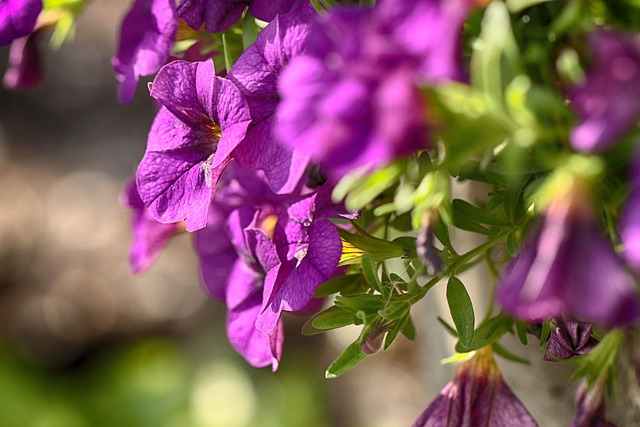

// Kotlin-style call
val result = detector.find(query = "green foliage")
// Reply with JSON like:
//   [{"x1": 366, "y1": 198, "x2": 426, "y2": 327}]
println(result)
[{"x1": 446, "y1": 277, "x2": 475, "y2": 348}]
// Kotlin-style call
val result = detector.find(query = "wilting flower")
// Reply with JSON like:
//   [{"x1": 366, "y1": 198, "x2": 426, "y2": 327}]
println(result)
[
  {"x1": 256, "y1": 185, "x2": 357, "y2": 333},
  {"x1": 112, "y1": 0, "x2": 178, "y2": 103},
  {"x1": 276, "y1": 0, "x2": 475, "y2": 180},
  {"x1": 3, "y1": 29, "x2": 43, "y2": 90},
  {"x1": 571, "y1": 382, "x2": 616, "y2": 427},
  {"x1": 228, "y1": 10, "x2": 313, "y2": 193},
  {"x1": 544, "y1": 316, "x2": 598, "y2": 361},
  {"x1": 0, "y1": 0, "x2": 42, "y2": 46},
  {"x1": 498, "y1": 177, "x2": 640, "y2": 328},
  {"x1": 570, "y1": 30, "x2": 640, "y2": 152},
  {"x1": 176, "y1": 0, "x2": 310, "y2": 33},
  {"x1": 413, "y1": 346, "x2": 537, "y2": 426},
  {"x1": 121, "y1": 179, "x2": 183, "y2": 275},
  {"x1": 136, "y1": 59, "x2": 251, "y2": 231}
]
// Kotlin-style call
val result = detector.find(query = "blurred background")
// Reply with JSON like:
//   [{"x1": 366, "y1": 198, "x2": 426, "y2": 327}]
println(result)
[{"x1": 2, "y1": 1, "x2": 629, "y2": 426}]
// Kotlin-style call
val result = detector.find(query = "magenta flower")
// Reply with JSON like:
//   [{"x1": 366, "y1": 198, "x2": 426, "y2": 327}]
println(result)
[
  {"x1": 176, "y1": 0, "x2": 310, "y2": 33},
  {"x1": 544, "y1": 316, "x2": 598, "y2": 362},
  {"x1": 3, "y1": 30, "x2": 43, "y2": 90},
  {"x1": 121, "y1": 179, "x2": 183, "y2": 275},
  {"x1": 136, "y1": 59, "x2": 251, "y2": 231},
  {"x1": 0, "y1": 0, "x2": 42, "y2": 46},
  {"x1": 228, "y1": 11, "x2": 313, "y2": 193},
  {"x1": 112, "y1": 0, "x2": 178, "y2": 103},
  {"x1": 570, "y1": 30, "x2": 640, "y2": 152},
  {"x1": 620, "y1": 152, "x2": 640, "y2": 271},
  {"x1": 276, "y1": 0, "x2": 474, "y2": 180},
  {"x1": 256, "y1": 185, "x2": 357, "y2": 333},
  {"x1": 498, "y1": 189, "x2": 640, "y2": 328},
  {"x1": 413, "y1": 347, "x2": 537, "y2": 427}
]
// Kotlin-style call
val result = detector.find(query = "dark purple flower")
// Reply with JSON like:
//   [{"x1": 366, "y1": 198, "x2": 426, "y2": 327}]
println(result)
[
  {"x1": 276, "y1": 0, "x2": 475, "y2": 180},
  {"x1": 256, "y1": 185, "x2": 357, "y2": 333},
  {"x1": 544, "y1": 316, "x2": 598, "y2": 361},
  {"x1": 498, "y1": 187, "x2": 640, "y2": 328},
  {"x1": 3, "y1": 29, "x2": 43, "y2": 90},
  {"x1": 176, "y1": 0, "x2": 310, "y2": 33},
  {"x1": 121, "y1": 179, "x2": 184, "y2": 275},
  {"x1": 136, "y1": 59, "x2": 251, "y2": 231},
  {"x1": 228, "y1": 11, "x2": 313, "y2": 193},
  {"x1": 571, "y1": 382, "x2": 616, "y2": 427},
  {"x1": 570, "y1": 30, "x2": 640, "y2": 152},
  {"x1": 413, "y1": 347, "x2": 538, "y2": 427},
  {"x1": 112, "y1": 0, "x2": 178, "y2": 103},
  {"x1": 0, "y1": 0, "x2": 42, "y2": 46}
]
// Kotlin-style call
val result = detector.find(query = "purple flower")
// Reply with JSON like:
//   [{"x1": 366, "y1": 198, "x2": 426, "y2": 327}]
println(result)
[
  {"x1": 276, "y1": 0, "x2": 474, "y2": 179},
  {"x1": 228, "y1": 11, "x2": 313, "y2": 193},
  {"x1": 195, "y1": 168, "x2": 296, "y2": 369},
  {"x1": 544, "y1": 316, "x2": 598, "y2": 362},
  {"x1": 256, "y1": 185, "x2": 357, "y2": 333},
  {"x1": 413, "y1": 347, "x2": 537, "y2": 427},
  {"x1": 570, "y1": 30, "x2": 640, "y2": 152},
  {"x1": 112, "y1": 0, "x2": 178, "y2": 103},
  {"x1": 136, "y1": 59, "x2": 251, "y2": 231},
  {"x1": 121, "y1": 179, "x2": 184, "y2": 274},
  {"x1": 3, "y1": 29, "x2": 43, "y2": 90},
  {"x1": 498, "y1": 188, "x2": 640, "y2": 328},
  {"x1": 571, "y1": 382, "x2": 616, "y2": 427},
  {"x1": 176, "y1": 0, "x2": 310, "y2": 33},
  {"x1": 620, "y1": 152, "x2": 640, "y2": 271},
  {"x1": 0, "y1": 0, "x2": 42, "y2": 46}
]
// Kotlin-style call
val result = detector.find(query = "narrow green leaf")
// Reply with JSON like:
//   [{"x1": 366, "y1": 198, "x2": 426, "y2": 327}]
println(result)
[
  {"x1": 539, "y1": 320, "x2": 552, "y2": 347},
  {"x1": 493, "y1": 343, "x2": 529, "y2": 365},
  {"x1": 361, "y1": 253, "x2": 383, "y2": 294},
  {"x1": 344, "y1": 162, "x2": 404, "y2": 210},
  {"x1": 515, "y1": 320, "x2": 528, "y2": 346},
  {"x1": 456, "y1": 315, "x2": 511, "y2": 353},
  {"x1": 437, "y1": 316, "x2": 458, "y2": 338},
  {"x1": 452, "y1": 199, "x2": 510, "y2": 227},
  {"x1": 339, "y1": 229, "x2": 405, "y2": 260},
  {"x1": 506, "y1": 231, "x2": 520, "y2": 257},
  {"x1": 241, "y1": 13, "x2": 260, "y2": 49},
  {"x1": 314, "y1": 274, "x2": 366, "y2": 297},
  {"x1": 335, "y1": 294, "x2": 385, "y2": 314},
  {"x1": 447, "y1": 277, "x2": 475, "y2": 348},
  {"x1": 302, "y1": 306, "x2": 355, "y2": 336},
  {"x1": 401, "y1": 315, "x2": 416, "y2": 341},
  {"x1": 325, "y1": 342, "x2": 367, "y2": 378}
]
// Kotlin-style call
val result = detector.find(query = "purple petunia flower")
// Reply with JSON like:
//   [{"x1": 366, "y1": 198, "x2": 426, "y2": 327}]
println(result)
[
  {"x1": 3, "y1": 29, "x2": 43, "y2": 90},
  {"x1": 620, "y1": 152, "x2": 640, "y2": 271},
  {"x1": 121, "y1": 179, "x2": 184, "y2": 275},
  {"x1": 136, "y1": 59, "x2": 251, "y2": 231},
  {"x1": 498, "y1": 187, "x2": 640, "y2": 328},
  {"x1": 176, "y1": 0, "x2": 310, "y2": 33},
  {"x1": 256, "y1": 185, "x2": 357, "y2": 334},
  {"x1": 227, "y1": 10, "x2": 313, "y2": 193},
  {"x1": 413, "y1": 347, "x2": 538, "y2": 427},
  {"x1": 570, "y1": 382, "x2": 616, "y2": 427},
  {"x1": 544, "y1": 316, "x2": 598, "y2": 362},
  {"x1": 0, "y1": 0, "x2": 42, "y2": 46},
  {"x1": 112, "y1": 0, "x2": 178, "y2": 103},
  {"x1": 276, "y1": 0, "x2": 475, "y2": 180},
  {"x1": 570, "y1": 30, "x2": 640, "y2": 152}
]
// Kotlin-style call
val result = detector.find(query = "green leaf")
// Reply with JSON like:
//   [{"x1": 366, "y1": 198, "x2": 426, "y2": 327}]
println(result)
[
  {"x1": 515, "y1": 320, "x2": 528, "y2": 346},
  {"x1": 302, "y1": 306, "x2": 355, "y2": 336},
  {"x1": 325, "y1": 342, "x2": 367, "y2": 378},
  {"x1": 344, "y1": 162, "x2": 405, "y2": 210},
  {"x1": 452, "y1": 199, "x2": 510, "y2": 227},
  {"x1": 437, "y1": 317, "x2": 458, "y2": 338},
  {"x1": 451, "y1": 204, "x2": 493, "y2": 235},
  {"x1": 571, "y1": 330, "x2": 624, "y2": 389},
  {"x1": 539, "y1": 320, "x2": 552, "y2": 346},
  {"x1": 378, "y1": 301, "x2": 411, "y2": 322},
  {"x1": 338, "y1": 229, "x2": 405, "y2": 261},
  {"x1": 506, "y1": 231, "x2": 520, "y2": 257},
  {"x1": 335, "y1": 294, "x2": 385, "y2": 314},
  {"x1": 455, "y1": 315, "x2": 512, "y2": 353},
  {"x1": 314, "y1": 274, "x2": 366, "y2": 297},
  {"x1": 447, "y1": 277, "x2": 475, "y2": 348},
  {"x1": 401, "y1": 315, "x2": 416, "y2": 341},
  {"x1": 241, "y1": 13, "x2": 260, "y2": 49},
  {"x1": 493, "y1": 343, "x2": 529, "y2": 365},
  {"x1": 506, "y1": 0, "x2": 554, "y2": 13},
  {"x1": 471, "y1": 1, "x2": 522, "y2": 107},
  {"x1": 361, "y1": 253, "x2": 383, "y2": 294}
]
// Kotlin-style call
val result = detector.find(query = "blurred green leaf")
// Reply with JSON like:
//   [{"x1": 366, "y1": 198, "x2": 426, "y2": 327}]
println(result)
[
  {"x1": 338, "y1": 229, "x2": 405, "y2": 260},
  {"x1": 493, "y1": 343, "x2": 529, "y2": 364},
  {"x1": 456, "y1": 315, "x2": 512, "y2": 353},
  {"x1": 506, "y1": 0, "x2": 554, "y2": 13}
]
